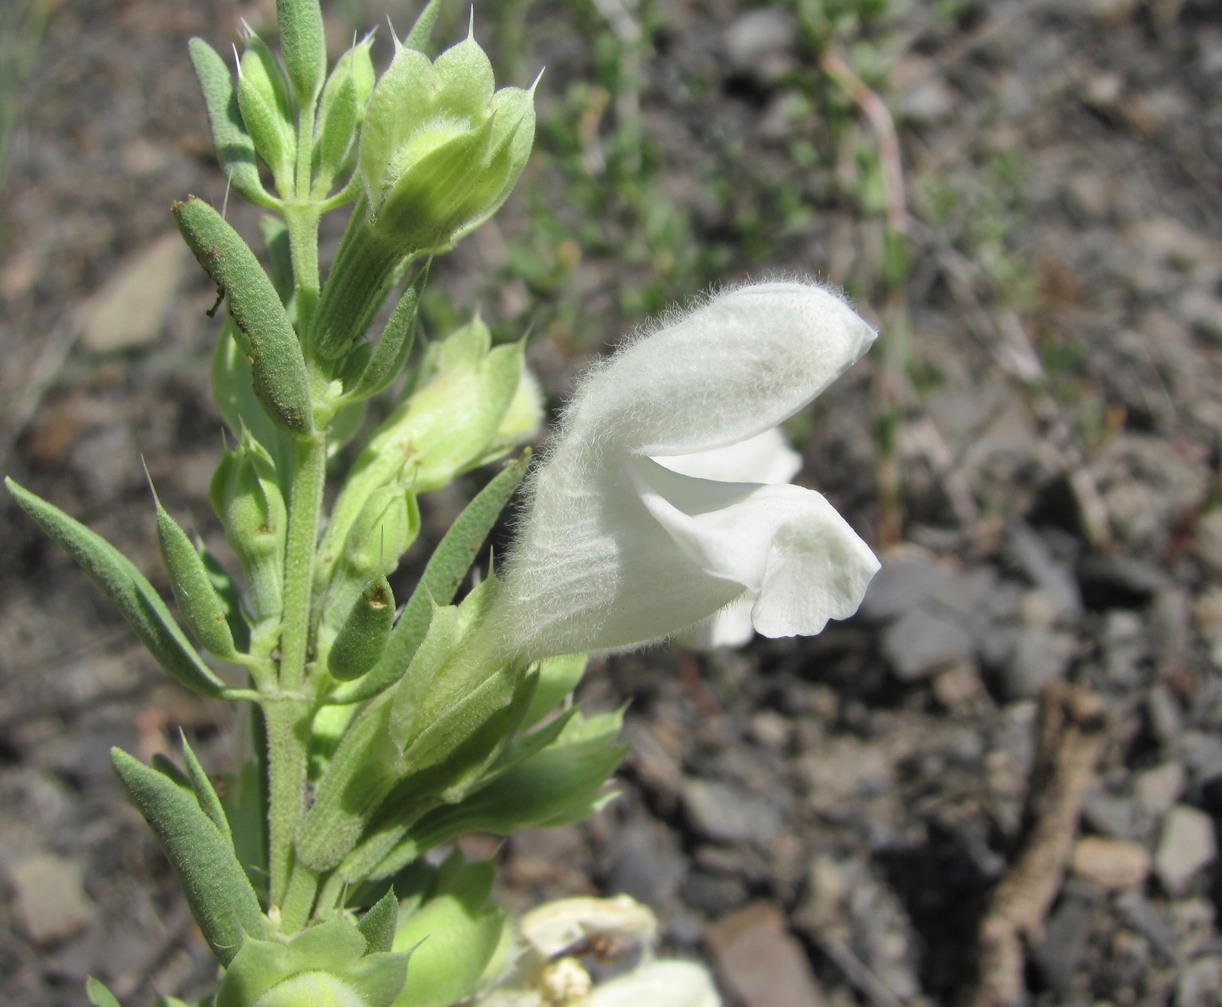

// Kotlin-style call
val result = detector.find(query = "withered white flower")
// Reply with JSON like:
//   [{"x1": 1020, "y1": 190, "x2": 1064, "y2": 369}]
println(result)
[{"x1": 496, "y1": 281, "x2": 881, "y2": 658}]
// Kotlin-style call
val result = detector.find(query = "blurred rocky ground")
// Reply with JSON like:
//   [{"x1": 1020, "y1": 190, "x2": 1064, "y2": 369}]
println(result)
[{"x1": 1, "y1": 1, "x2": 1220, "y2": 1005}]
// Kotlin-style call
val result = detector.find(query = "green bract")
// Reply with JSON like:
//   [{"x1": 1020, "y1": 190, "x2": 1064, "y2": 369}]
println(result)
[{"x1": 359, "y1": 32, "x2": 536, "y2": 255}]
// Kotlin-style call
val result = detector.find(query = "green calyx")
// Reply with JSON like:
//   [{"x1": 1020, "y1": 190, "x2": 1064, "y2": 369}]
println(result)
[{"x1": 359, "y1": 33, "x2": 536, "y2": 256}]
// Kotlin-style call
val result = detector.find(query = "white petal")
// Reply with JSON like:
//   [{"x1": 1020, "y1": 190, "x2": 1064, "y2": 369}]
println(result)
[
  {"x1": 498, "y1": 445, "x2": 744, "y2": 656},
  {"x1": 657, "y1": 427, "x2": 801, "y2": 485},
  {"x1": 632, "y1": 458, "x2": 879, "y2": 638},
  {"x1": 587, "y1": 961, "x2": 721, "y2": 1007},
  {"x1": 677, "y1": 593, "x2": 756, "y2": 650},
  {"x1": 564, "y1": 283, "x2": 875, "y2": 458}
]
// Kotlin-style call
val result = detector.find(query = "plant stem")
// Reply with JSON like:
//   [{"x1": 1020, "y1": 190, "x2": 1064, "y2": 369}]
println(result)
[
  {"x1": 265, "y1": 432, "x2": 327, "y2": 907},
  {"x1": 264, "y1": 695, "x2": 311, "y2": 909}
]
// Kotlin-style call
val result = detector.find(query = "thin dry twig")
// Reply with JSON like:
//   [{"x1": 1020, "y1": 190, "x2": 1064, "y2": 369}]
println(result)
[{"x1": 966, "y1": 681, "x2": 1109, "y2": 1007}]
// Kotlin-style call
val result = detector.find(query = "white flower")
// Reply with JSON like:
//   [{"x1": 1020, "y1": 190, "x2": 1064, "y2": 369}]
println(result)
[{"x1": 495, "y1": 281, "x2": 881, "y2": 658}]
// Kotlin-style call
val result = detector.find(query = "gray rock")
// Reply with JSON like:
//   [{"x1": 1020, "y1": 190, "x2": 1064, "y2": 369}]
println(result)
[
  {"x1": 1154, "y1": 805, "x2": 1217, "y2": 894},
  {"x1": 1145, "y1": 685, "x2": 1183, "y2": 747},
  {"x1": 8, "y1": 852, "x2": 95, "y2": 946},
  {"x1": 722, "y1": 9, "x2": 796, "y2": 82},
  {"x1": 1083, "y1": 788, "x2": 1143, "y2": 840},
  {"x1": 1177, "y1": 955, "x2": 1222, "y2": 1007},
  {"x1": 1008, "y1": 523, "x2": 1083, "y2": 623},
  {"x1": 1134, "y1": 761, "x2": 1185, "y2": 818},
  {"x1": 605, "y1": 820, "x2": 687, "y2": 908},
  {"x1": 859, "y1": 550, "x2": 952, "y2": 621},
  {"x1": 682, "y1": 778, "x2": 782, "y2": 845},
  {"x1": 1032, "y1": 891, "x2": 1095, "y2": 995},
  {"x1": 881, "y1": 607, "x2": 974, "y2": 681},
  {"x1": 999, "y1": 626, "x2": 1076, "y2": 700}
]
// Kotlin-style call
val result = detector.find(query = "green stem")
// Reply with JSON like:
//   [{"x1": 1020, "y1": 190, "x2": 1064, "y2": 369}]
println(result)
[
  {"x1": 265, "y1": 433, "x2": 326, "y2": 908},
  {"x1": 280, "y1": 853, "x2": 320, "y2": 932},
  {"x1": 264, "y1": 695, "x2": 311, "y2": 910},
  {"x1": 310, "y1": 202, "x2": 404, "y2": 360}
]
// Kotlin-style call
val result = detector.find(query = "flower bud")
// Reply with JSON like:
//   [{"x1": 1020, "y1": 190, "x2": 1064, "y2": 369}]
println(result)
[
  {"x1": 210, "y1": 433, "x2": 287, "y2": 626},
  {"x1": 216, "y1": 916, "x2": 409, "y2": 1007},
  {"x1": 327, "y1": 575, "x2": 395, "y2": 682},
  {"x1": 359, "y1": 32, "x2": 535, "y2": 255},
  {"x1": 312, "y1": 34, "x2": 377, "y2": 196},
  {"x1": 237, "y1": 30, "x2": 296, "y2": 193}
]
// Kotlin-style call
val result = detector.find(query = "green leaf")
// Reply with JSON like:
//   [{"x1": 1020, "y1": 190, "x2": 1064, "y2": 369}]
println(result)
[
  {"x1": 6, "y1": 479, "x2": 226, "y2": 698},
  {"x1": 347, "y1": 276, "x2": 422, "y2": 402},
  {"x1": 294, "y1": 693, "x2": 404, "y2": 871},
  {"x1": 153, "y1": 488, "x2": 240, "y2": 661},
  {"x1": 404, "y1": 0, "x2": 446, "y2": 52},
  {"x1": 333, "y1": 453, "x2": 530, "y2": 705},
  {"x1": 180, "y1": 732, "x2": 234, "y2": 847},
  {"x1": 187, "y1": 38, "x2": 277, "y2": 209},
  {"x1": 274, "y1": 0, "x2": 326, "y2": 105},
  {"x1": 392, "y1": 711, "x2": 626, "y2": 855},
  {"x1": 112, "y1": 747, "x2": 266, "y2": 965},
  {"x1": 522, "y1": 653, "x2": 588, "y2": 728},
  {"x1": 198, "y1": 540, "x2": 252, "y2": 654},
  {"x1": 86, "y1": 977, "x2": 124, "y2": 1007},
  {"x1": 359, "y1": 887, "x2": 400, "y2": 955},
  {"x1": 174, "y1": 196, "x2": 314, "y2": 436}
]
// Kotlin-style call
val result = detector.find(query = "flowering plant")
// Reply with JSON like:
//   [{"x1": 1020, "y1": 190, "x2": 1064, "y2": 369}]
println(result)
[{"x1": 8, "y1": 3, "x2": 877, "y2": 1005}]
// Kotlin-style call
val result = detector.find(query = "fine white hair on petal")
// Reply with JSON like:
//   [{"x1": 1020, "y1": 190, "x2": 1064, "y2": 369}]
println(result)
[{"x1": 494, "y1": 280, "x2": 879, "y2": 659}]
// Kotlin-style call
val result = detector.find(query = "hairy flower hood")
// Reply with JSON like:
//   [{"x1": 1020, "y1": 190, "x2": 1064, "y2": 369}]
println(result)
[{"x1": 495, "y1": 281, "x2": 881, "y2": 658}]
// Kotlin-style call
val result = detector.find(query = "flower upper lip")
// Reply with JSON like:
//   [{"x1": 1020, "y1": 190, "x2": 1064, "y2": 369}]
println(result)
[{"x1": 496, "y1": 281, "x2": 882, "y2": 658}]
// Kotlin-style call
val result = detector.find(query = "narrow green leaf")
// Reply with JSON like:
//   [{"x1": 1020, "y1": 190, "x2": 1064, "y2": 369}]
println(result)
[
  {"x1": 112, "y1": 747, "x2": 266, "y2": 965},
  {"x1": 187, "y1": 38, "x2": 277, "y2": 209},
  {"x1": 405, "y1": 0, "x2": 446, "y2": 52},
  {"x1": 86, "y1": 977, "x2": 124, "y2": 1007},
  {"x1": 198, "y1": 540, "x2": 252, "y2": 654},
  {"x1": 180, "y1": 732, "x2": 234, "y2": 848},
  {"x1": 348, "y1": 278, "x2": 421, "y2": 402},
  {"x1": 334, "y1": 453, "x2": 530, "y2": 704},
  {"x1": 7, "y1": 479, "x2": 226, "y2": 698},
  {"x1": 294, "y1": 693, "x2": 403, "y2": 871},
  {"x1": 359, "y1": 887, "x2": 399, "y2": 954},
  {"x1": 174, "y1": 196, "x2": 313, "y2": 436},
  {"x1": 153, "y1": 490, "x2": 240, "y2": 661}
]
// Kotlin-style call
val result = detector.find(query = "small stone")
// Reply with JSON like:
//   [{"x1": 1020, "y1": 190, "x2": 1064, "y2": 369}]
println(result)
[
  {"x1": 8, "y1": 852, "x2": 95, "y2": 945},
  {"x1": 1135, "y1": 762, "x2": 1185, "y2": 817},
  {"x1": 1083, "y1": 789, "x2": 1143, "y2": 840},
  {"x1": 80, "y1": 232, "x2": 189, "y2": 352},
  {"x1": 1176, "y1": 955, "x2": 1222, "y2": 1007},
  {"x1": 1032, "y1": 892, "x2": 1094, "y2": 995},
  {"x1": 859, "y1": 548, "x2": 951, "y2": 621},
  {"x1": 1009, "y1": 524, "x2": 1083, "y2": 623},
  {"x1": 707, "y1": 903, "x2": 825, "y2": 1007},
  {"x1": 723, "y1": 9, "x2": 796, "y2": 83},
  {"x1": 1145, "y1": 685, "x2": 1182, "y2": 747},
  {"x1": 1154, "y1": 805, "x2": 1217, "y2": 894},
  {"x1": 1071, "y1": 836, "x2": 1151, "y2": 889},
  {"x1": 606, "y1": 820, "x2": 688, "y2": 909},
  {"x1": 999, "y1": 627, "x2": 1076, "y2": 700},
  {"x1": 881, "y1": 607, "x2": 974, "y2": 681},
  {"x1": 682, "y1": 778, "x2": 781, "y2": 845}
]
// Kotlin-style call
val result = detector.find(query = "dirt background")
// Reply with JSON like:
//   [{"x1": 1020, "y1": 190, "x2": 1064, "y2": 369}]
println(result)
[{"x1": 2, "y1": 0, "x2": 1221, "y2": 1005}]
